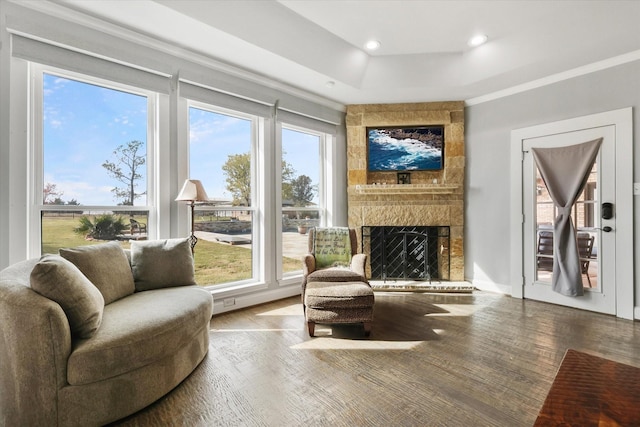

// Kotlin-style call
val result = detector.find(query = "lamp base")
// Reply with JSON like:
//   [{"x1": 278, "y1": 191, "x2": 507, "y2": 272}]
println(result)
[{"x1": 189, "y1": 233, "x2": 198, "y2": 253}]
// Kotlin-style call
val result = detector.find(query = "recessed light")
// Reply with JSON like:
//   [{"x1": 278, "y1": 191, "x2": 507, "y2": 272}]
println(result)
[
  {"x1": 365, "y1": 40, "x2": 381, "y2": 51},
  {"x1": 468, "y1": 34, "x2": 488, "y2": 47},
  {"x1": 325, "y1": 81, "x2": 335, "y2": 88}
]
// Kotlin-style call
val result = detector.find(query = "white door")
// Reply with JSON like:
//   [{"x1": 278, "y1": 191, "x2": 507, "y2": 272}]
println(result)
[
  {"x1": 510, "y1": 108, "x2": 633, "y2": 319},
  {"x1": 522, "y1": 126, "x2": 615, "y2": 314}
]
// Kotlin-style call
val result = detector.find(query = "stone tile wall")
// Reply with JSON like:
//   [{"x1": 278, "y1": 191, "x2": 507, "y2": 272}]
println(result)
[{"x1": 346, "y1": 101, "x2": 465, "y2": 281}]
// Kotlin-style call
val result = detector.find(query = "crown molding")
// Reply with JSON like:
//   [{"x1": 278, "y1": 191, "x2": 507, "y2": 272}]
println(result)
[{"x1": 466, "y1": 50, "x2": 640, "y2": 106}]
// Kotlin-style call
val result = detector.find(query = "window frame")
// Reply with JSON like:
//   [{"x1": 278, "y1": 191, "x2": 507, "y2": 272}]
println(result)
[
  {"x1": 29, "y1": 64, "x2": 158, "y2": 257},
  {"x1": 186, "y1": 100, "x2": 264, "y2": 290},
  {"x1": 277, "y1": 122, "x2": 329, "y2": 283}
]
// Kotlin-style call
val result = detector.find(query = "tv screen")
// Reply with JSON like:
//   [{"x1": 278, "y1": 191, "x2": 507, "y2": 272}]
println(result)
[{"x1": 367, "y1": 125, "x2": 444, "y2": 172}]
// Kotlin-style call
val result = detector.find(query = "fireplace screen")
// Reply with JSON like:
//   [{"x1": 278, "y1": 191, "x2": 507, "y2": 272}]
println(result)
[{"x1": 362, "y1": 226, "x2": 450, "y2": 282}]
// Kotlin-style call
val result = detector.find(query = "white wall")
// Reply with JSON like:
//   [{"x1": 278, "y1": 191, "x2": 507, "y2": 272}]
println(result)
[{"x1": 465, "y1": 60, "x2": 640, "y2": 306}]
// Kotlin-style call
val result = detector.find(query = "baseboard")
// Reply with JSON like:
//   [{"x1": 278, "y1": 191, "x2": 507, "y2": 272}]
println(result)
[
  {"x1": 634, "y1": 306, "x2": 640, "y2": 320},
  {"x1": 212, "y1": 284, "x2": 301, "y2": 315},
  {"x1": 470, "y1": 279, "x2": 512, "y2": 295}
]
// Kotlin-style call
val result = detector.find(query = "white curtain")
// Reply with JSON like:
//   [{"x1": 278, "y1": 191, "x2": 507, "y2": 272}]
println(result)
[{"x1": 532, "y1": 138, "x2": 602, "y2": 296}]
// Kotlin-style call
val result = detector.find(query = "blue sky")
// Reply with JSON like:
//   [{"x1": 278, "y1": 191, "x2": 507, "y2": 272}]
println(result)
[
  {"x1": 189, "y1": 108, "x2": 320, "y2": 203},
  {"x1": 44, "y1": 73, "x2": 147, "y2": 206},
  {"x1": 44, "y1": 73, "x2": 320, "y2": 207}
]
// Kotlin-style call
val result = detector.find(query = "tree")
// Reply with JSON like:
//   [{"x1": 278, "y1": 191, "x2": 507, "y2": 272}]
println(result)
[
  {"x1": 43, "y1": 182, "x2": 63, "y2": 204},
  {"x1": 102, "y1": 140, "x2": 146, "y2": 205},
  {"x1": 222, "y1": 152, "x2": 295, "y2": 206},
  {"x1": 222, "y1": 153, "x2": 251, "y2": 206},
  {"x1": 51, "y1": 197, "x2": 65, "y2": 205},
  {"x1": 291, "y1": 175, "x2": 316, "y2": 207},
  {"x1": 280, "y1": 156, "x2": 296, "y2": 203}
]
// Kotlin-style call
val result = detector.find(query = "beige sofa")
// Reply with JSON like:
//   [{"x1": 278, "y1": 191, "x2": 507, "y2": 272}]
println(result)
[{"x1": 0, "y1": 239, "x2": 213, "y2": 426}]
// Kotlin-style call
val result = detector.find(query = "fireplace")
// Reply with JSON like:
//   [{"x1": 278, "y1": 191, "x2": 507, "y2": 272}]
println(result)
[
  {"x1": 346, "y1": 102, "x2": 465, "y2": 281},
  {"x1": 362, "y1": 226, "x2": 450, "y2": 282}
]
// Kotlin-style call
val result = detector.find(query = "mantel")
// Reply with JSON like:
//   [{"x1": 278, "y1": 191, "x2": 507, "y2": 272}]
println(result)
[{"x1": 348, "y1": 184, "x2": 459, "y2": 195}]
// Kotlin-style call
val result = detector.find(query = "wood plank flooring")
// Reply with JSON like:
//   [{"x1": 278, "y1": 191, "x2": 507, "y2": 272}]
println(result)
[{"x1": 111, "y1": 291, "x2": 640, "y2": 427}]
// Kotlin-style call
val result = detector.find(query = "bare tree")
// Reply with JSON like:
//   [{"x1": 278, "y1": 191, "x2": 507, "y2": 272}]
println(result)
[{"x1": 102, "y1": 140, "x2": 146, "y2": 205}]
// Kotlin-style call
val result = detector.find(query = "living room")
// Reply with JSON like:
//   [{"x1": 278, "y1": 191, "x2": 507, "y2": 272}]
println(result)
[{"x1": 1, "y1": 1, "x2": 640, "y2": 425}]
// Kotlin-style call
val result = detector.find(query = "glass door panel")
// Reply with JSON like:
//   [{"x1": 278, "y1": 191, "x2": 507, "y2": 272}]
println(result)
[{"x1": 534, "y1": 163, "x2": 599, "y2": 290}]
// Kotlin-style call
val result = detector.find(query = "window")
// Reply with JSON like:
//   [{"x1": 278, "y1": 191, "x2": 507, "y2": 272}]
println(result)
[
  {"x1": 280, "y1": 126, "x2": 324, "y2": 276},
  {"x1": 36, "y1": 68, "x2": 154, "y2": 255},
  {"x1": 188, "y1": 104, "x2": 258, "y2": 286}
]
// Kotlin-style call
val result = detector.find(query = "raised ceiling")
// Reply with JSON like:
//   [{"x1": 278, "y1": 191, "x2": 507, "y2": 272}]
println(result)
[{"x1": 59, "y1": 0, "x2": 640, "y2": 105}]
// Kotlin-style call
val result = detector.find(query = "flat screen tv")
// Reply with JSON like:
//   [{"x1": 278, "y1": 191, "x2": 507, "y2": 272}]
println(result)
[{"x1": 367, "y1": 125, "x2": 444, "y2": 172}]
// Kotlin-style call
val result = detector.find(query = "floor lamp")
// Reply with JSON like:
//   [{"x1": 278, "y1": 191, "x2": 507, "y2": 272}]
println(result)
[{"x1": 175, "y1": 179, "x2": 209, "y2": 253}]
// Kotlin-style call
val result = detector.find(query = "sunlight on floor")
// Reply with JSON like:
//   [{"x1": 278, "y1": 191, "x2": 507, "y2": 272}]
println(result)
[
  {"x1": 210, "y1": 328, "x2": 300, "y2": 333},
  {"x1": 290, "y1": 338, "x2": 423, "y2": 350},
  {"x1": 426, "y1": 304, "x2": 480, "y2": 316},
  {"x1": 255, "y1": 304, "x2": 302, "y2": 316}
]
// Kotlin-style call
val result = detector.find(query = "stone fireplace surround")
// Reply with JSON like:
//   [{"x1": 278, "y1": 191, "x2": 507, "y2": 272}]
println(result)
[{"x1": 346, "y1": 102, "x2": 465, "y2": 282}]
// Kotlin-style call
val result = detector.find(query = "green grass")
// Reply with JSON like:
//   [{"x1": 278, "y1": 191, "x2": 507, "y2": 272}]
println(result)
[{"x1": 41, "y1": 214, "x2": 300, "y2": 286}]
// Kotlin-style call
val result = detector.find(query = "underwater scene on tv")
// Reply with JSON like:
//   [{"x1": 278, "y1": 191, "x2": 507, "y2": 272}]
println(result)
[{"x1": 367, "y1": 126, "x2": 444, "y2": 172}]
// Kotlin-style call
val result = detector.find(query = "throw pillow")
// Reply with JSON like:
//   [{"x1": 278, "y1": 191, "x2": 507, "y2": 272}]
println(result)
[
  {"x1": 30, "y1": 254, "x2": 104, "y2": 339},
  {"x1": 130, "y1": 237, "x2": 196, "y2": 291},
  {"x1": 313, "y1": 227, "x2": 352, "y2": 269},
  {"x1": 59, "y1": 241, "x2": 135, "y2": 304}
]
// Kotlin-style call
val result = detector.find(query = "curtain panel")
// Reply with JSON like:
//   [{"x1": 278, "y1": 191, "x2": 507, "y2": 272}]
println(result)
[{"x1": 531, "y1": 138, "x2": 602, "y2": 296}]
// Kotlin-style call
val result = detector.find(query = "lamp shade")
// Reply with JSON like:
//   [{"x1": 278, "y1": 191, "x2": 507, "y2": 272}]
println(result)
[{"x1": 175, "y1": 179, "x2": 209, "y2": 202}]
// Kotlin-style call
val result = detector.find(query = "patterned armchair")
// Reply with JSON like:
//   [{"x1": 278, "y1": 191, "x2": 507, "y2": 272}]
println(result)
[
  {"x1": 301, "y1": 227, "x2": 373, "y2": 337},
  {"x1": 301, "y1": 227, "x2": 367, "y2": 299}
]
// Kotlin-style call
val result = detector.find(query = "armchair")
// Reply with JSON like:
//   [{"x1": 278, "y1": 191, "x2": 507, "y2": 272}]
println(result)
[
  {"x1": 301, "y1": 227, "x2": 367, "y2": 298},
  {"x1": 129, "y1": 218, "x2": 147, "y2": 235},
  {"x1": 301, "y1": 227, "x2": 374, "y2": 337}
]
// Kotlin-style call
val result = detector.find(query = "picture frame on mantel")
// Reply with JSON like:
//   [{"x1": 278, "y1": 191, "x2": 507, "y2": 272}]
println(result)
[{"x1": 397, "y1": 172, "x2": 411, "y2": 184}]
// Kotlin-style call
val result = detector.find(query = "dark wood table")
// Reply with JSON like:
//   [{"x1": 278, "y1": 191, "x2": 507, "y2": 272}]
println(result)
[{"x1": 534, "y1": 349, "x2": 640, "y2": 426}]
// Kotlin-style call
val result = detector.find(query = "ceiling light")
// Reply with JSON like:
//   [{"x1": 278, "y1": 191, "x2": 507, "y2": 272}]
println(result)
[
  {"x1": 468, "y1": 34, "x2": 488, "y2": 47},
  {"x1": 365, "y1": 40, "x2": 381, "y2": 51},
  {"x1": 325, "y1": 81, "x2": 335, "y2": 88}
]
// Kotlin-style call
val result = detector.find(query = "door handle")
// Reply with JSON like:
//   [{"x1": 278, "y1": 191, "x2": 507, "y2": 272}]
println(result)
[{"x1": 602, "y1": 226, "x2": 613, "y2": 232}]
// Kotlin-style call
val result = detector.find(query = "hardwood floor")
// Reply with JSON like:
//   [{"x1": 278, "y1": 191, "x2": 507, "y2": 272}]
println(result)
[{"x1": 111, "y1": 291, "x2": 640, "y2": 427}]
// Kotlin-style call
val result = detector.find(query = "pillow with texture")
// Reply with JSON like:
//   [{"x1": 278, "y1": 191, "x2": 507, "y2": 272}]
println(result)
[
  {"x1": 59, "y1": 241, "x2": 135, "y2": 304},
  {"x1": 30, "y1": 254, "x2": 104, "y2": 339},
  {"x1": 131, "y1": 237, "x2": 195, "y2": 291}
]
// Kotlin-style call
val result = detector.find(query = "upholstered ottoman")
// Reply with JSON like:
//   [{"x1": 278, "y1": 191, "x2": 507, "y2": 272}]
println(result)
[{"x1": 304, "y1": 281, "x2": 374, "y2": 337}]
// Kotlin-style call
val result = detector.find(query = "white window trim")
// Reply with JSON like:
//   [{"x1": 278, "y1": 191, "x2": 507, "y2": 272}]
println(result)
[
  {"x1": 186, "y1": 100, "x2": 267, "y2": 291},
  {"x1": 277, "y1": 122, "x2": 329, "y2": 285},
  {"x1": 30, "y1": 64, "x2": 158, "y2": 257}
]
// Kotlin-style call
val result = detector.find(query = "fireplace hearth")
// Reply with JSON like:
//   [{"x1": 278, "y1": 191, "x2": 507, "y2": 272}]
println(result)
[{"x1": 362, "y1": 226, "x2": 450, "y2": 282}]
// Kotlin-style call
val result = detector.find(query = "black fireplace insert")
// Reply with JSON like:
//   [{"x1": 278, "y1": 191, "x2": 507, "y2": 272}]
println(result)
[{"x1": 362, "y1": 226, "x2": 450, "y2": 282}]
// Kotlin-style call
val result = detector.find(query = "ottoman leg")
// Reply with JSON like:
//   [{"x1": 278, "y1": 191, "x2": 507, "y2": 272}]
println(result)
[
  {"x1": 363, "y1": 322, "x2": 372, "y2": 337},
  {"x1": 307, "y1": 321, "x2": 316, "y2": 337}
]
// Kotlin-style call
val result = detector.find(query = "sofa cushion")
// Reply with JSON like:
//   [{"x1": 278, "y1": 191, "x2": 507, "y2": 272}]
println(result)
[
  {"x1": 67, "y1": 286, "x2": 212, "y2": 386},
  {"x1": 30, "y1": 254, "x2": 104, "y2": 338},
  {"x1": 60, "y1": 242, "x2": 135, "y2": 305},
  {"x1": 305, "y1": 281, "x2": 374, "y2": 309},
  {"x1": 130, "y1": 237, "x2": 195, "y2": 291},
  {"x1": 307, "y1": 268, "x2": 365, "y2": 283}
]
